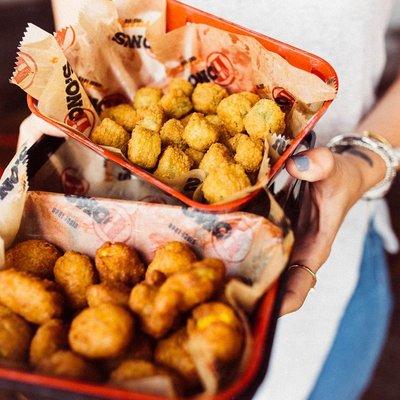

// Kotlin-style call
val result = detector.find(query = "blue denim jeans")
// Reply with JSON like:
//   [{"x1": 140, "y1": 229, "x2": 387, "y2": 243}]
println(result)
[{"x1": 309, "y1": 226, "x2": 393, "y2": 400}]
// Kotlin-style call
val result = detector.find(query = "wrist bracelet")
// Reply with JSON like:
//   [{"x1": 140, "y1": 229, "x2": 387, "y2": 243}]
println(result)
[{"x1": 327, "y1": 133, "x2": 399, "y2": 200}]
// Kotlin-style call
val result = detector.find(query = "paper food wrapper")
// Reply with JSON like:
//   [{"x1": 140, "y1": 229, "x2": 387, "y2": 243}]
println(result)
[
  {"x1": 55, "y1": 0, "x2": 167, "y2": 110},
  {"x1": 10, "y1": 0, "x2": 336, "y2": 205},
  {"x1": 10, "y1": 24, "x2": 99, "y2": 137}
]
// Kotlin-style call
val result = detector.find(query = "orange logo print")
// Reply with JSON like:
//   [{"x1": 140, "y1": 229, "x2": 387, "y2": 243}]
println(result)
[
  {"x1": 55, "y1": 27, "x2": 76, "y2": 50},
  {"x1": 94, "y1": 206, "x2": 132, "y2": 243},
  {"x1": 206, "y1": 52, "x2": 235, "y2": 86},
  {"x1": 61, "y1": 167, "x2": 89, "y2": 196},
  {"x1": 64, "y1": 108, "x2": 96, "y2": 135},
  {"x1": 13, "y1": 52, "x2": 37, "y2": 90}
]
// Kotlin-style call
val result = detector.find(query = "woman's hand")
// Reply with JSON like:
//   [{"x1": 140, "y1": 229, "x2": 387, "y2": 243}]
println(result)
[{"x1": 280, "y1": 146, "x2": 386, "y2": 316}]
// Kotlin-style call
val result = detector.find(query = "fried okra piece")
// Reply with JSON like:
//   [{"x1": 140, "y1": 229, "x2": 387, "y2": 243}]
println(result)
[
  {"x1": 180, "y1": 112, "x2": 195, "y2": 127},
  {"x1": 29, "y1": 319, "x2": 68, "y2": 366},
  {"x1": 101, "y1": 104, "x2": 138, "y2": 131},
  {"x1": 145, "y1": 241, "x2": 197, "y2": 282},
  {"x1": 5, "y1": 239, "x2": 61, "y2": 278},
  {"x1": 187, "y1": 302, "x2": 243, "y2": 363},
  {"x1": 192, "y1": 83, "x2": 228, "y2": 114},
  {"x1": 199, "y1": 143, "x2": 232, "y2": 175},
  {"x1": 160, "y1": 90, "x2": 193, "y2": 119},
  {"x1": 86, "y1": 282, "x2": 130, "y2": 307},
  {"x1": 136, "y1": 104, "x2": 165, "y2": 132},
  {"x1": 54, "y1": 251, "x2": 97, "y2": 309},
  {"x1": 160, "y1": 119, "x2": 186, "y2": 148},
  {"x1": 0, "y1": 304, "x2": 32, "y2": 361},
  {"x1": 0, "y1": 269, "x2": 63, "y2": 324},
  {"x1": 182, "y1": 113, "x2": 219, "y2": 152},
  {"x1": 90, "y1": 118, "x2": 130, "y2": 152},
  {"x1": 167, "y1": 78, "x2": 194, "y2": 97},
  {"x1": 130, "y1": 258, "x2": 225, "y2": 338},
  {"x1": 234, "y1": 135, "x2": 264, "y2": 173},
  {"x1": 95, "y1": 242, "x2": 145, "y2": 286},
  {"x1": 127, "y1": 126, "x2": 161, "y2": 169},
  {"x1": 227, "y1": 133, "x2": 247, "y2": 152},
  {"x1": 36, "y1": 350, "x2": 100, "y2": 381},
  {"x1": 154, "y1": 146, "x2": 191, "y2": 183},
  {"x1": 69, "y1": 304, "x2": 134, "y2": 359},
  {"x1": 239, "y1": 91, "x2": 260, "y2": 106},
  {"x1": 185, "y1": 148, "x2": 204, "y2": 168},
  {"x1": 204, "y1": 114, "x2": 231, "y2": 136},
  {"x1": 244, "y1": 99, "x2": 286, "y2": 139},
  {"x1": 217, "y1": 93, "x2": 252, "y2": 134},
  {"x1": 133, "y1": 87, "x2": 163, "y2": 109},
  {"x1": 155, "y1": 328, "x2": 199, "y2": 386},
  {"x1": 202, "y1": 163, "x2": 251, "y2": 204}
]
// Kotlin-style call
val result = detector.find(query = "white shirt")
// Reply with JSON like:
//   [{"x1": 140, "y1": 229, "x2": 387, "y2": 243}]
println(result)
[{"x1": 180, "y1": 1, "x2": 397, "y2": 399}]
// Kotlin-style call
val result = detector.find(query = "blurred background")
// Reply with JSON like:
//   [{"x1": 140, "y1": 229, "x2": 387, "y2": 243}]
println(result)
[{"x1": 0, "y1": 0, "x2": 399, "y2": 398}]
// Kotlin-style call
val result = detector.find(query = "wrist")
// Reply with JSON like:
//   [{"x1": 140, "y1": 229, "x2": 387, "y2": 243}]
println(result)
[{"x1": 341, "y1": 147, "x2": 386, "y2": 193}]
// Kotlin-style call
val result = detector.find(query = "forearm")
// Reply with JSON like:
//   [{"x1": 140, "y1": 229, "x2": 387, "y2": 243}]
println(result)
[
  {"x1": 338, "y1": 75, "x2": 400, "y2": 194},
  {"x1": 357, "y1": 75, "x2": 400, "y2": 147}
]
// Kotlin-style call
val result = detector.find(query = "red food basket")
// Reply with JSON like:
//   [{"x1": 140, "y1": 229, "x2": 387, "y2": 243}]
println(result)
[{"x1": 28, "y1": 0, "x2": 338, "y2": 214}]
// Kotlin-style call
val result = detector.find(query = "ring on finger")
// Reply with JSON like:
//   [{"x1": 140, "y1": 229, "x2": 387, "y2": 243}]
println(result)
[{"x1": 288, "y1": 264, "x2": 317, "y2": 290}]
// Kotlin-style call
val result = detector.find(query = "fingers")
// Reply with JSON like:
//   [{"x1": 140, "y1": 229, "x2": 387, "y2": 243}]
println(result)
[
  {"x1": 286, "y1": 147, "x2": 335, "y2": 182},
  {"x1": 280, "y1": 266, "x2": 316, "y2": 316}
]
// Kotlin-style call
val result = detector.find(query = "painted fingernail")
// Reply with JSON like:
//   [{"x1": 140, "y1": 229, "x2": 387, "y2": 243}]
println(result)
[{"x1": 292, "y1": 155, "x2": 309, "y2": 171}]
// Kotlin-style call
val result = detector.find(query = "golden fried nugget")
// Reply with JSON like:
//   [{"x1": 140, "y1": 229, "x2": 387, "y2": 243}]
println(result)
[
  {"x1": 130, "y1": 258, "x2": 225, "y2": 338},
  {"x1": 154, "y1": 146, "x2": 191, "y2": 183},
  {"x1": 167, "y1": 78, "x2": 194, "y2": 97},
  {"x1": 217, "y1": 93, "x2": 252, "y2": 134},
  {"x1": 199, "y1": 143, "x2": 232, "y2": 175},
  {"x1": 185, "y1": 148, "x2": 204, "y2": 168},
  {"x1": 95, "y1": 242, "x2": 145, "y2": 286},
  {"x1": 180, "y1": 112, "x2": 195, "y2": 127},
  {"x1": 239, "y1": 91, "x2": 260, "y2": 106},
  {"x1": 160, "y1": 91, "x2": 193, "y2": 119},
  {"x1": 110, "y1": 359, "x2": 171, "y2": 383},
  {"x1": 69, "y1": 304, "x2": 134, "y2": 359},
  {"x1": 36, "y1": 350, "x2": 99, "y2": 381},
  {"x1": 159, "y1": 259, "x2": 225, "y2": 312},
  {"x1": 204, "y1": 114, "x2": 233, "y2": 142},
  {"x1": 234, "y1": 135, "x2": 264, "y2": 172},
  {"x1": 0, "y1": 304, "x2": 31, "y2": 361},
  {"x1": 128, "y1": 126, "x2": 161, "y2": 169},
  {"x1": 86, "y1": 282, "x2": 130, "y2": 307},
  {"x1": 146, "y1": 241, "x2": 197, "y2": 281},
  {"x1": 202, "y1": 163, "x2": 251, "y2": 204},
  {"x1": 160, "y1": 119, "x2": 186, "y2": 148},
  {"x1": 0, "y1": 269, "x2": 63, "y2": 324},
  {"x1": 227, "y1": 133, "x2": 247, "y2": 152},
  {"x1": 90, "y1": 118, "x2": 130, "y2": 152},
  {"x1": 129, "y1": 281, "x2": 179, "y2": 339},
  {"x1": 133, "y1": 87, "x2": 163, "y2": 109},
  {"x1": 155, "y1": 328, "x2": 199, "y2": 386},
  {"x1": 101, "y1": 104, "x2": 138, "y2": 131},
  {"x1": 192, "y1": 83, "x2": 228, "y2": 114},
  {"x1": 182, "y1": 113, "x2": 219, "y2": 152},
  {"x1": 54, "y1": 251, "x2": 97, "y2": 309},
  {"x1": 29, "y1": 319, "x2": 68, "y2": 366},
  {"x1": 187, "y1": 302, "x2": 243, "y2": 363},
  {"x1": 136, "y1": 104, "x2": 165, "y2": 132},
  {"x1": 244, "y1": 99, "x2": 286, "y2": 139},
  {"x1": 5, "y1": 239, "x2": 61, "y2": 278}
]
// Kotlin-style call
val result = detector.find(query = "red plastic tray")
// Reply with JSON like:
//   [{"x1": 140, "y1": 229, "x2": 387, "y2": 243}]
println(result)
[{"x1": 28, "y1": 0, "x2": 338, "y2": 213}]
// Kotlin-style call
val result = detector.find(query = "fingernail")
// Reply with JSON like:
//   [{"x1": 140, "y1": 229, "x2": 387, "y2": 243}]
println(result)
[{"x1": 292, "y1": 155, "x2": 309, "y2": 171}]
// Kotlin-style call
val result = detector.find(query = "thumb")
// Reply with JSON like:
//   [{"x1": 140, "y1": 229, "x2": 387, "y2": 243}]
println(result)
[{"x1": 286, "y1": 147, "x2": 335, "y2": 182}]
